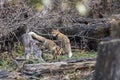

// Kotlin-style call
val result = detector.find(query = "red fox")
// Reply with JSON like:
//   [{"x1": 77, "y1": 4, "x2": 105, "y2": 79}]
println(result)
[
  {"x1": 28, "y1": 32, "x2": 62, "y2": 58},
  {"x1": 51, "y1": 30, "x2": 72, "y2": 58}
]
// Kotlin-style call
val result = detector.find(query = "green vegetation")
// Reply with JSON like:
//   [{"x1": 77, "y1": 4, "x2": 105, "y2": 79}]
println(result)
[
  {"x1": 29, "y1": 0, "x2": 51, "y2": 11},
  {"x1": 0, "y1": 48, "x2": 97, "y2": 70},
  {"x1": 56, "y1": 50, "x2": 97, "y2": 61},
  {"x1": 0, "y1": 59, "x2": 15, "y2": 71},
  {"x1": 29, "y1": 0, "x2": 42, "y2": 5},
  {"x1": 0, "y1": 60, "x2": 8, "y2": 69},
  {"x1": 42, "y1": 50, "x2": 97, "y2": 62},
  {"x1": 23, "y1": 50, "x2": 97, "y2": 63}
]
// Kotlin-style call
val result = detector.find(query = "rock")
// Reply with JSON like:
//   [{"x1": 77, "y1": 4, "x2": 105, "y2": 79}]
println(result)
[{"x1": 0, "y1": 70, "x2": 9, "y2": 78}]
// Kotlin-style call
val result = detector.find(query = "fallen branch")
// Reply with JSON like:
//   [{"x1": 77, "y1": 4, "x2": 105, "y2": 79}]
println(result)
[{"x1": 22, "y1": 59, "x2": 96, "y2": 76}]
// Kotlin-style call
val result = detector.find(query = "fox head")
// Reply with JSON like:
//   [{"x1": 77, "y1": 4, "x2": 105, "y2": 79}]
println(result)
[{"x1": 52, "y1": 30, "x2": 60, "y2": 37}]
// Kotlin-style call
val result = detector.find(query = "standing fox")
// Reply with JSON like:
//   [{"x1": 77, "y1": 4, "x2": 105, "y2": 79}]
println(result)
[
  {"x1": 52, "y1": 30, "x2": 73, "y2": 58},
  {"x1": 28, "y1": 32, "x2": 61, "y2": 58}
]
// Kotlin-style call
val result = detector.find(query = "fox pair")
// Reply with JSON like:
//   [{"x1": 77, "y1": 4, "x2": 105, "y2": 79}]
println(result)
[{"x1": 27, "y1": 30, "x2": 72, "y2": 59}]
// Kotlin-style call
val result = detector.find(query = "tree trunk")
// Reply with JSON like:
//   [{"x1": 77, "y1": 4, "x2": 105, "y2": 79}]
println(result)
[{"x1": 95, "y1": 39, "x2": 120, "y2": 80}]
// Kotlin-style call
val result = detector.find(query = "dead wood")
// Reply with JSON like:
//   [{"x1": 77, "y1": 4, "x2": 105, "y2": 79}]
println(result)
[
  {"x1": 22, "y1": 59, "x2": 96, "y2": 76},
  {"x1": 95, "y1": 39, "x2": 120, "y2": 80},
  {"x1": 0, "y1": 0, "x2": 120, "y2": 52}
]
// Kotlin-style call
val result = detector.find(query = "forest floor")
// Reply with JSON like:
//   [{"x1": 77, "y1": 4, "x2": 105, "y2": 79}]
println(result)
[{"x1": 0, "y1": 51, "x2": 97, "y2": 80}]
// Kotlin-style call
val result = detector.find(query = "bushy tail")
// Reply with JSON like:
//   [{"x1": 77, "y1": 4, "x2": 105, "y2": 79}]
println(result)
[
  {"x1": 28, "y1": 32, "x2": 46, "y2": 42},
  {"x1": 68, "y1": 51, "x2": 72, "y2": 58},
  {"x1": 66, "y1": 43, "x2": 72, "y2": 58}
]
